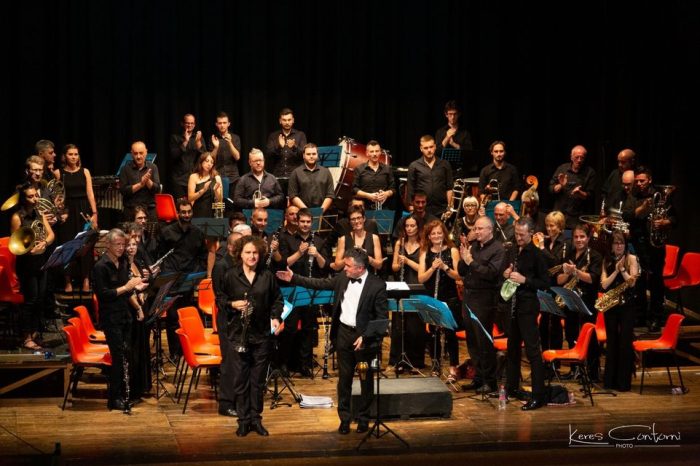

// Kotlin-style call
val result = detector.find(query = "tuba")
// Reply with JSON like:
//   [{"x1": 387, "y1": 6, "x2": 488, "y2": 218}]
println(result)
[{"x1": 648, "y1": 185, "x2": 675, "y2": 248}]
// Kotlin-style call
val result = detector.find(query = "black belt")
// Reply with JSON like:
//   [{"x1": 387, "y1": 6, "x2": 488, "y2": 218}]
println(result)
[{"x1": 340, "y1": 322, "x2": 356, "y2": 330}]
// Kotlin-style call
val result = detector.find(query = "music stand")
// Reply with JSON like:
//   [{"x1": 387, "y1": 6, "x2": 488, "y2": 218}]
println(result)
[
  {"x1": 463, "y1": 302, "x2": 496, "y2": 402},
  {"x1": 290, "y1": 286, "x2": 335, "y2": 378},
  {"x1": 356, "y1": 319, "x2": 408, "y2": 450},
  {"x1": 440, "y1": 148, "x2": 462, "y2": 168},
  {"x1": 411, "y1": 295, "x2": 458, "y2": 389},
  {"x1": 42, "y1": 230, "x2": 99, "y2": 271},
  {"x1": 267, "y1": 299, "x2": 302, "y2": 409},
  {"x1": 191, "y1": 218, "x2": 228, "y2": 239},
  {"x1": 145, "y1": 272, "x2": 182, "y2": 401},
  {"x1": 391, "y1": 298, "x2": 424, "y2": 377},
  {"x1": 365, "y1": 210, "x2": 395, "y2": 236}
]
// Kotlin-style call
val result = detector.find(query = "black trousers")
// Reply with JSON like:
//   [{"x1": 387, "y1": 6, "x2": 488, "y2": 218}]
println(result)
[
  {"x1": 216, "y1": 308, "x2": 237, "y2": 411},
  {"x1": 232, "y1": 339, "x2": 271, "y2": 425},
  {"x1": 603, "y1": 303, "x2": 636, "y2": 391},
  {"x1": 506, "y1": 296, "x2": 545, "y2": 400},
  {"x1": 336, "y1": 324, "x2": 375, "y2": 423},
  {"x1": 103, "y1": 315, "x2": 132, "y2": 403},
  {"x1": 636, "y1": 242, "x2": 666, "y2": 324},
  {"x1": 538, "y1": 312, "x2": 564, "y2": 351},
  {"x1": 464, "y1": 290, "x2": 497, "y2": 386},
  {"x1": 429, "y1": 297, "x2": 463, "y2": 367},
  {"x1": 278, "y1": 306, "x2": 316, "y2": 371}
]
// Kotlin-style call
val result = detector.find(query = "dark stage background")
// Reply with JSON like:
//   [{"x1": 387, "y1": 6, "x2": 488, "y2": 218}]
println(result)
[{"x1": 1, "y1": 1, "x2": 697, "y2": 295}]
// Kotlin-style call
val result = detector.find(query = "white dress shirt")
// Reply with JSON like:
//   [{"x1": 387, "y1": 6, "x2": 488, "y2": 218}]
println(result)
[{"x1": 339, "y1": 270, "x2": 369, "y2": 328}]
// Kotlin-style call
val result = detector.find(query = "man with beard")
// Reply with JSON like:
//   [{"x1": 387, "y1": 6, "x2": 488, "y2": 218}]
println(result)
[
  {"x1": 478, "y1": 141, "x2": 521, "y2": 203},
  {"x1": 209, "y1": 111, "x2": 242, "y2": 186},
  {"x1": 169, "y1": 113, "x2": 205, "y2": 201},
  {"x1": 233, "y1": 149, "x2": 285, "y2": 210},
  {"x1": 265, "y1": 108, "x2": 307, "y2": 182}
]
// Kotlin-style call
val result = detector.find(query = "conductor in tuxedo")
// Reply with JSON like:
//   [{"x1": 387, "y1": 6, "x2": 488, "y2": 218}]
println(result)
[{"x1": 277, "y1": 247, "x2": 388, "y2": 435}]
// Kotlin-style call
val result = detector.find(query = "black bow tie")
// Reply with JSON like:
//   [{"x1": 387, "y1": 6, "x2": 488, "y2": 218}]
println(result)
[{"x1": 349, "y1": 277, "x2": 362, "y2": 284}]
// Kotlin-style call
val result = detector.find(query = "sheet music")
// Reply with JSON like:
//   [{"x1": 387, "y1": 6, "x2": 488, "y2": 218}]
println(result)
[{"x1": 386, "y1": 281, "x2": 410, "y2": 291}]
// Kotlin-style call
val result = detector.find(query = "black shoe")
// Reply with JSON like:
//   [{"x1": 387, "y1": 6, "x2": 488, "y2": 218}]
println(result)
[
  {"x1": 236, "y1": 423, "x2": 250, "y2": 437},
  {"x1": 299, "y1": 367, "x2": 313, "y2": 378},
  {"x1": 108, "y1": 398, "x2": 126, "y2": 411},
  {"x1": 461, "y1": 381, "x2": 483, "y2": 391},
  {"x1": 356, "y1": 421, "x2": 369, "y2": 433},
  {"x1": 218, "y1": 407, "x2": 238, "y2": 417},
  {"x1": 251, "y1": 422, "x2": 269, "y2": 436},
  {"x1": 338, "y1": 421, "x2": 351, "y2": 435},
  {"x1": 507, "y1": 389, "x2": 532, "y2": 401},
  {"x1": 521, "y1": 399, "x2": 545, "y2": 411}
]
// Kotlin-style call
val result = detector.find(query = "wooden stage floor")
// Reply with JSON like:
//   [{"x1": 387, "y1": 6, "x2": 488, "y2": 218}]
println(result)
[{"x1": 1, "y1": 335, "x2": 700, "y2": 465}]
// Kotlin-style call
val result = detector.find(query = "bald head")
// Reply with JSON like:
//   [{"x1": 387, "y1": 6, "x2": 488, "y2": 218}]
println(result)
[
  {"x1": 622, "y1": 169, "x2": 635, "y2": 194},
  {"x1": 494, "y1": 202, "x2": 508, "y2": 226},
  {"x1": 617, "y1": 148, "x2": 636, "y2": 172}
]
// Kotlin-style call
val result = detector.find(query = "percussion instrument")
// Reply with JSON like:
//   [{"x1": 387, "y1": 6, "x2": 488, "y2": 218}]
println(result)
[{"x1": 330, "y1": 137, "x2": 391, "y2": 210}]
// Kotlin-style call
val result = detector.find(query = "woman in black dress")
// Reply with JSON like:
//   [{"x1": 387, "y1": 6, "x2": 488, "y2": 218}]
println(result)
[
  {"x1": 332, "y1": 205, "x2": 383, "y2": 273},
  {"x1": 53, "y1": 144, "x2": 97, "y2": 292},
  {"x1": 187, "y1": 153, "x2": 222, "y2": 218}
]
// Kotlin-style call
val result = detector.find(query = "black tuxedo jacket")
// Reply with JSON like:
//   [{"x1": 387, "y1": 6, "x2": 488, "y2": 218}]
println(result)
[{"x1": 290, "y1": 272, "x2": 388, "y2": 347}]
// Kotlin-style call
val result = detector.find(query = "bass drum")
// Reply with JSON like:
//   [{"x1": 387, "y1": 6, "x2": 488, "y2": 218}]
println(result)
[{"x1": 329, "y1": 137, "x2": 391, "y2": 212}]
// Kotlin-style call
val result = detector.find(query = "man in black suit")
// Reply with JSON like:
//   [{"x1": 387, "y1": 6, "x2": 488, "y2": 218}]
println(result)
[{"x1": 277, "y1": 248, "x2": 388, "y2": 435}]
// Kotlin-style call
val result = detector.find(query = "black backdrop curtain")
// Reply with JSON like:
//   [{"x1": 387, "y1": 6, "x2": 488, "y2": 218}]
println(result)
[{"x1": 1, "y1": 0, "x2": 697, "y2": 255}]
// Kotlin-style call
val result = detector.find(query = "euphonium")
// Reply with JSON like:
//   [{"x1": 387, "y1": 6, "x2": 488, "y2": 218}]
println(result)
[{"x1": 648, "y1": 185, "x2": 675, "y2": 248}]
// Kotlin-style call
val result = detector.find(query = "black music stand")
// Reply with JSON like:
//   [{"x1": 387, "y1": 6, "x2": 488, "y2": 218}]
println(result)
[
  {"x1": 266, "y1": 299, "x2": 302, "y2": 408},
  {"x1": 412, "y1": 295, "x2": 458, "y2": 389},
  {"x1": 356, "y1": 319, "x2": 408, "y2": 450},
  {"x1": 289, "y1": 286, "x2": 335, "y2": 379},
  {"x1": 392, "y1": 298, "x2": 424, "y2": 377},
  {"x1": 191, "y1": 218, "x2": 228, "y2": 239},
  {"x1": 463, "y1": 302, "x2": 496, "y2": 402},
  {"x1": 365, "y1": 210, "x2": 395, "y2": 236},
  {"x1": 440, "y1": 148, "x2": 462, "y2": 167},
  {"x1": 145, "y1": 272, "x2": 182, "y2": 401},
  {"x1": 42, "y1": 230, "x2": 99, "y2": 271}
]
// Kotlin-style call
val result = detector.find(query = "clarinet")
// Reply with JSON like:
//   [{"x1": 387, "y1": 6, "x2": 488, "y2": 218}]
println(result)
[
  {"x1": 321, "y1": 313, "x2": 331, "y2": 379},
  {"x1": 434, "y1": 240, "x2": 443, "y2": 299},
  {"x1": 399, "y1": 236, "x2": 406, "y2": 282},
  {"x1": 122, "y1": 340, "x2": 131, "y2": 414},
  {"x1": 266, "y1": 226, "x2": 283, "y2": 267},
  {"x1": 307, "y1": 231, "x2": 315, "y2": 277}
]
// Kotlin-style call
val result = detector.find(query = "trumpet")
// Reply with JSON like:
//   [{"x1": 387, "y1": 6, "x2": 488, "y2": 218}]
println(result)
[
  {"x1": 252, "y1": 182, "x2": 264, "y2": 206},
  {"x1": 235, "y1": 293, "x2": 253, "y2": 353}
]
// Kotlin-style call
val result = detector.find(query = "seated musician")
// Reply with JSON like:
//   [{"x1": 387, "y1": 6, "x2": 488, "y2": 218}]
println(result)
[
  {"x1": 130, "y1": 205, "x2": 157, "y2": 265},
  {"x1": 351, "y1": 140, "x2": 395, "y2": 211},
  {"x1": 156, "y1": 199, "x2": 207, "y2": 358},
  {"x1": 278, "y1": 208, "x2": 329, "y2": 377},
  {"x1": 249, "y1": 207, "x2": 269, "y2": 240},
  {"x1": 288, "y1": 143, "x2": 335, "y2": 213},
  {"x1": 234, "y1": 148, "x2": 285, "y2": 210}
]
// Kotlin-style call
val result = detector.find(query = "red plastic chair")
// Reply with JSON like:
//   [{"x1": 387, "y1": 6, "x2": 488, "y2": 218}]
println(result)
[
  {"x1": 664, "y1": 252, "x2": 700, "y2": 313},
  {"x1": 595, "y1": 310, "x2": 607, "y2": 345},
  {"x1": 663, "y1": 244, "x2": 681, "y2": 278},
  {"x1": 0, "y1": 242, "x2": 21, "y2": 292},
  {"x1": 633, "y1": 313, "x2": 686, "y2": 394},
  {"x1": 61, "y1": 324, "x2": 112, "y2": 410},
  {"x1": 73, "y1": 305, "x2": 106, "y2": 343},
  {"x1": 155, "y1": 193, "x2": 178, "y2": 222},
  {"x1": 543, "y1": 323, "x2": 596, "y2": 406},
  {"x1": 177, "y1": 306, "x2": 220, "y2": 347},
  {"x1": 175, "y1": 328, "x2": 221, "y2": 414},
  {"x1": 67, "y1": 317, "x2": 110, "y2": 354}
]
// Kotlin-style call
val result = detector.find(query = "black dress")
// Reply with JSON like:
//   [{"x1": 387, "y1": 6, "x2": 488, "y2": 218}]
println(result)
[
  {"x1": 57, "y1": 168, "x2": 93, "y2": 281},
  {"x1": 192, "y1": 178, "x2": 214, "y2": 218},
  {"x1": 389, "y1": 246, "x2": 425, "y2": 369}
]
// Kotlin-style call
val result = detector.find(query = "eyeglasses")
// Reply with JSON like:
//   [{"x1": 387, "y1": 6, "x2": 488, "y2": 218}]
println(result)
[{"x1": 350, "y1": 217, "x2": 364, "y2": 222}]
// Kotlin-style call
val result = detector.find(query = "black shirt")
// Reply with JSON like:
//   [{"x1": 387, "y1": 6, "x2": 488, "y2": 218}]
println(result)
[
  {"x1": 265, "y1": 128, "x2": 307, "y2": 178},
  {"x1": 209, "y1": 133, "x2": 242, "y2": 182},
  {"x1": 459, "y1": 237, "x2": 505, "y2": 291},
  {"x1": 157, "y1": 222, "x2": 207, "y2": 274},
  {"x1": 352, "y1": 162, "x2": 395, "y2": 209},
  {"x1": 119, "y1": 162, "x2": 161, "y2": 209},
  {"x1": 504, "y1": 242, "x2": 550, "y2": 300},
  {"x1": 288, "y1": 164, "x2": 335, "y2": 208},
  {"x1": 435, "y1": 125, "x2": 473, "y2": 154},
  {"x1": 407, "y1": 157, "x2": 453, "y2": 217},
  {"x1": 93, "y1": 253, "x2": 132, "y2": 323},
  {"x1": 279, "y1": 231, "x2": 328, "y2": 277},
  {"x1": 169, "y1": 133, "x2": 205, "y2": 188},
  {"x1": 559, "y1": 247, "x2": 603, "y2": 305},
  {"x1": 478, "y1": 162, "x2": 521, "y2": 201},
  {"x1": 548, "y1": 163, "x2": 597, "y2": 224},
  {"x1": 233, "y1": 171, "x2": 285, "y2": 209},
  {"x1": 217, "y1": 266, "x2": 283, "y2": 345}
]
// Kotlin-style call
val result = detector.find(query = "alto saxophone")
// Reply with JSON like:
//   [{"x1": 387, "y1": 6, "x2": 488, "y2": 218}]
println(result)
[
  {"x1": 235, "y1": 292, "x2": 253, "y2": 353},
  {"x1": 555, "y1": 247, "x2": 588, "y2": 309},
  {"x1": 595, "y1": 279, "x2": 633, "y2": 313}
]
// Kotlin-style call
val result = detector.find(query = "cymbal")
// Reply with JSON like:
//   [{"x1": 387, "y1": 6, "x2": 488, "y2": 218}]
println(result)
[{"x1": 1, "y1": 192, "x2": 19, "y2": 211}]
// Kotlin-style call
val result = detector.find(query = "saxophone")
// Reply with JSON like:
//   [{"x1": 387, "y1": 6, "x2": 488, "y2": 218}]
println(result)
[
  {"x1": 555, "y1": 247, "x2": 588, "y2": 309},
  {"x1": 235, "y1": 292, "x2": 253, "y2": 353},
  {"x1": 595, "y1": 279, "x2": 633, "y2": 313}
]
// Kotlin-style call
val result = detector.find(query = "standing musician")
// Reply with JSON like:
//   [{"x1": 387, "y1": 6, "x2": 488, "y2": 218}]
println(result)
[
  {"x1": 288, "y1": 143, "x2": 335, "y2": 213},
  {"x1": 556, "y1": 223, "x2": 603, "y2": 381},
  {"x1": 332, "y1": 205, "x2": 383, "y2": 273},
  {"x1": 601, "y1": 148, "x2": 636, "y2": 212},
  {"x1": 389, "y1": 215, "x2": 425, "y2": 372},
  {"x1": 458, "y1": 216, "x2": 504, "y2": 394},
  {"x1": 92, "y1": 228, "x2": 147, "y2": 411},
  {"x1": 278, "y1": 208, "x2": 328, "y2": 376},
  {"x1": 407, "y1": 135, "x2": 453, "y2": 218},
  {"x1": 533, "y1": 211, "x2": 568, "y2": 351},
  {"x1": 630, "y1": 166, "x2": 676, "y2": 332},
  {"x1": 233, "y1": 149, "x2": 285, "y2": 210},
  {"x1": 217, "y1": 236, "x2": 282, "y2": 437},
  {"x1": 169, "y1": 113, "x2": 205, "y2": 201},
  {"x1": 351, "y1": 140, "x2": 395, "y2": 210},
  {"x1": 276, "y1": 248, "x2": 388, "y2": 435},
  {"x1": 187, "y1": 153, "x2": 222, "y2": 219},
  {"x1": 265, "y1": 108, "x2": 307, "y2": 180},
  {"x1": 478, "y1": 141, "x2": 521, "y2": 202},
  {"x1": 418, "y1": 220, "x2": 462, "y2": 383},
  {"x1": 502, "y1": 218, "x2": 550, "y2": 410},
  {"x1": 548, "y1": 145, "x2": 597, "y2": 229},
  {"x1": 35, "y1": 139, "x2": 57, "y2": 182},
  {"x1": 599, "y1": 231, "x2": 639, "y2": 392},
  {"x1": 209, "y1": 111, "x2": 242, "y2": 186},
  {"x1": 119, "y1": 141, "x2": 161, "y2": 222},
  {"x1": 10, "y1": 183, "x2": 55, "y2": 351},
  {"x1": 125, "y1": 235, "x2": 152, "y2": 399},
  {"x1": 435, "y1": 100, "x2": 473, "y2": 157},
  {"x1": 268, "y1": 205, "x2": 299, "y2": 268}
]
